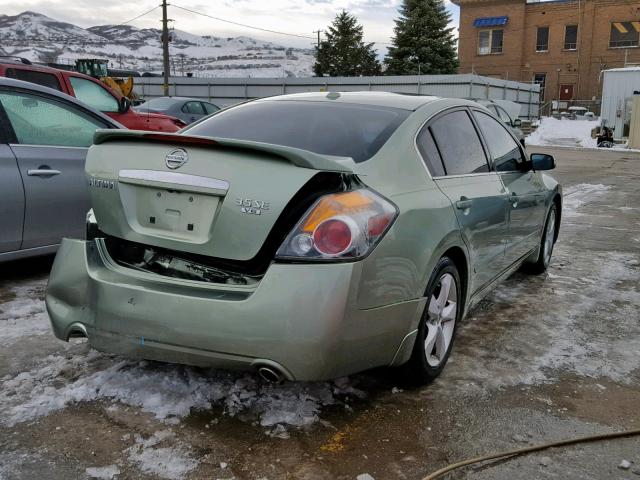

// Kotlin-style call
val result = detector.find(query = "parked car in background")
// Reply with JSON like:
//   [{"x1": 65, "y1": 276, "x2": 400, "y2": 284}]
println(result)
[
  {"x1": 473, "y1": 99, "x2": 526, "y2": 146},
  {"x1": 135, "y1": 96, "x2": 220, "y2": 124},
  {"x1": 567, "y1": 106, "x2": 591, "y2": 120},
  {"x1": 0, "y1": 78, "x2": 122, "y2": 262},
  {"x1": 0, "y1": 57, "x2": 186, "y2": 132},
  {"x1": 47, "y1": 92, "x2": 561, "y2": 384}
]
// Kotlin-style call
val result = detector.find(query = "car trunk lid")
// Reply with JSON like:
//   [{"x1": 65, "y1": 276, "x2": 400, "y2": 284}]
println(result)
[{"x1": 86, "y1": 130, "x2": 353, "y2": 262}]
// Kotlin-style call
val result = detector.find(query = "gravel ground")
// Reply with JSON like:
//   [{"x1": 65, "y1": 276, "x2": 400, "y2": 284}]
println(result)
[{"x1": 1, "y1": 146, "x2": 639, "y2": 480}]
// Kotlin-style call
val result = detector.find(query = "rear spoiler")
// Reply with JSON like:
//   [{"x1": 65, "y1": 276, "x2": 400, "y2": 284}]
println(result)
[{"x1": 93, "y1": 130, "x2": 353, "y2": 173}]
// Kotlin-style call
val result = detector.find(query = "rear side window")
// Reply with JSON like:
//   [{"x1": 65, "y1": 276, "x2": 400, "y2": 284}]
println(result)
[
  {"x1": 182, "y1": 101, "x2": 205, "y2": 115},
  {"x1": 0, "y1": 91, "x2": 108, "y2": 147},
  {"x1": 185, "y1": 100, "x2": 410, "y2": 163},
  {"x1": 69, "y1": 77, "x2": 119, "y2": 113},
  {"x1": 202, "y1": 102, "x2": 219, "y2": 114},
  {"x1": 429, "y1": 110, "x2": 489, "y2": 175},
  {"x1": 494, "y1": 105, "x2": 512, "y2": 124},
  {"x1": 416, "y1": 126, "x2": 445, "y2": 177},
  {"x1": 5, "y1": 68, "x2": 62, "y2": 91},
  {"x1": 473, "y1": 110, "x2": 525, "y2": 172}
]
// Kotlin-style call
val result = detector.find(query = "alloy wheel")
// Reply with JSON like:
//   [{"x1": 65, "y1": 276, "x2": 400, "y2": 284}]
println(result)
[
  {"x1": 424, "y1": 273, "x2": 458, "y2": 367},
  {"x1": 543, "y1": 208, "x2": 556, "y2": 267}
]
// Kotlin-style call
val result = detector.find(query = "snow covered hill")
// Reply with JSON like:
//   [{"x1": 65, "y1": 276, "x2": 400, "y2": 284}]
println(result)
[{"x1": 0, "y1": 11, "x2": 315, "y2": 78}]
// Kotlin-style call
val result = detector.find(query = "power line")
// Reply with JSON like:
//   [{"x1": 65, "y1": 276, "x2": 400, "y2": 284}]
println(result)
[
  {"x1": 117, "y1": 5, "x2": 160, "y2": 26},
  {"x1": 171, "y1": 4, "x2": 316, "y2": 40}
]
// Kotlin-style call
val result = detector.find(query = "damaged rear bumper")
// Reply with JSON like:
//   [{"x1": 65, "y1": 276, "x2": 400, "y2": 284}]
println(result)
[{"x1": 45, "y1": 238, "x2": 424, "y2": 381}]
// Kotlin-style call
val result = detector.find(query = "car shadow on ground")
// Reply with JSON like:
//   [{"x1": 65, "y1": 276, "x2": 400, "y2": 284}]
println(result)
[{"x1": 0, "y1": 255, "x2": 54, "y2": 282}]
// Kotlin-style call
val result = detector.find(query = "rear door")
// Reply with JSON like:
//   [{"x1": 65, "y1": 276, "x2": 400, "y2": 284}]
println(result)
[
  {"x1": 472, "y1": 109, "x2": 547, "y2": 263},
  {"x1": 182, "y1": 101, "x2": 206, "y2": 124},
  {"x1": 0, "y1": 88, "x2": 113, "y2": 248},
  {"x1": 420, "y1": 108, "x2": 509, "y2": 294},
  {"x1": 0, "y1": 109, "x2": 24, "y2": 253}
]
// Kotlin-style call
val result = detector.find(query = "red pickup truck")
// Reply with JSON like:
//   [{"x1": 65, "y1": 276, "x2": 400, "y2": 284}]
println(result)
[{"x1": 0, "y1": 59, "x2": 185, "y2": 132}]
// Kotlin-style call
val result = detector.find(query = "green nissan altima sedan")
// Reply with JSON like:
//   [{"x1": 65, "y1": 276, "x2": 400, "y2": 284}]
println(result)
[{"x1": 45, "y1": 92, "x2": 561, "y2": 383}]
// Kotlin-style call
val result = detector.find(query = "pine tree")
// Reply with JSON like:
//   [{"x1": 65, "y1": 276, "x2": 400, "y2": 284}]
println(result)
[
  {"x1": 314, "y1": 11, "x2": 381, "y2": 77},
  {"x1": 384, "y1": 0, "x2": 458, "y2": 75}
]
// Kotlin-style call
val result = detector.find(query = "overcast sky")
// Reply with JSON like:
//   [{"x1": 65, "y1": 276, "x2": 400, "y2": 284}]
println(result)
[{"x1": 0, "y1": 0, "x2": 460, "y2": 50}]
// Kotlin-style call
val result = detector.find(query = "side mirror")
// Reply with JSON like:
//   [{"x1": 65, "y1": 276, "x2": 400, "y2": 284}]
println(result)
[
  {"x1": 531, "y1": 153, "x2": 555, "y2": 170},
  {"x1": 119, "y1": 96, "x2": 131, "y2": 114},
  {"x1": 513, "y1": 118, "x2": 522, "y2": 127}
]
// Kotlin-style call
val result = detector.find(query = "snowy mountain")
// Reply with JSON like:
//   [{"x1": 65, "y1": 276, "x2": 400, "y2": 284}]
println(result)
[{"x1": 0, "y1": 11, "x2": 315, "y2": 78}]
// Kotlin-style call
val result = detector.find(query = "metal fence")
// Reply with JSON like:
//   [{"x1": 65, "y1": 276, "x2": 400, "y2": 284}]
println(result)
[{"x1": 133, "y1": 74, "x2": 541, "y2": 118}]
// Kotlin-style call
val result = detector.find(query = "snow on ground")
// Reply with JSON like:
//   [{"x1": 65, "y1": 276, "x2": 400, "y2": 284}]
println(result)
[
  {"x1": 0, "y1": 281, "x2": 50, "y2": 346},
  {"x1": 126, "y1": 430, "x2": 197, "y2": 480},
  {"x1": 562, "y1": 183, "x2": 611, "y2": 217},
  {"x1": 0, "y1": 347, "x2": 363, "y2": 428},
  {"x1": 85, "y1": 465, "x2": 121, "y2": 479},
  {"x1": 449, "y1": 249, "x2": 640, "y2": 393},
  {"x1": 527, "y1": 117, "x2": 598, "y2": 148}
]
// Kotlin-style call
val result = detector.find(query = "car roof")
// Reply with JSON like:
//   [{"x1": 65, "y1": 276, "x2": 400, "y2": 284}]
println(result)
[
  {"x1": 149, "y1": 96, "x2": 213, "y2": 103},
  {"x1": 0, "y1": 61, "x2": 64, "y2": 74},
  {"x1": 257, "y1": 91, "x2": 441, "y2": 111},
  {"x1": 0, "y1": 77, "x2": 124, "y2": 128}
]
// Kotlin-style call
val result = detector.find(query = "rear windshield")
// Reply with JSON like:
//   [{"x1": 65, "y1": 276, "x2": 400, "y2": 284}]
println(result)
[
  {"x1": 184, "y1": 100, "x2": 410, "y2": 163},
  {"x1": 144, "y1": 97, "x2": 177, "y2": 109},
  {"x1": 5, "y1": 68, "x2": 62, "y2": 91}
]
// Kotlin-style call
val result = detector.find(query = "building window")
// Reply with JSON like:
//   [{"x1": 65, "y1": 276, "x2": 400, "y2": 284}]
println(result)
[
  {"x1": 534, "y1": 73, "x2": 546, "y2": 101},
  {"x1": 610, "y1": 21, "x2": 640, "y2": 48},
  {"x1": 564, "y1": 25, "x2": 578, "y2": 50},
  {"x1": 536, "y1": 26, "x2": 549, "y2": 52},
  {"x1": 478, "y1": 29, "x2": 504, "y2": 55}
]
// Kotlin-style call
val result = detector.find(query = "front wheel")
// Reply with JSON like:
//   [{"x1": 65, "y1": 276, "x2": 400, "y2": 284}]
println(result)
[
  {"x1": 402, "y1": 257, "x2": 462, "y2": 384},
  {"x1": 526, "y1": 204, "x2": 558, "y2": 274}
]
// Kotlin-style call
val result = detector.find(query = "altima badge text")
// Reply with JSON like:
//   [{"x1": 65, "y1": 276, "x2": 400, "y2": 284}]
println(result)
[
  {"x1": 88, "y1": 177, "x2": 115, "y2": 189},
  {"x1": 236, "y1": 198, "x2": 270, "y2": 215},
  {"x1": 165, "y1": 148, "x2": 189, "y2": 169}
]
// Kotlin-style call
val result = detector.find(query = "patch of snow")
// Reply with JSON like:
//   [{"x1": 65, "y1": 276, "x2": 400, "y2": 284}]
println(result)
[
  {"x1": 527, "y1": 117, "x2": 598, "y2": 148},
  {"x1": 126, "y1": 430, "x2": 197, "y2": 480},
  {"x1": 447, "y1": 250, "x2": 640, "y2": 392},
  {"x1": 85, "y1": 465, "x2": 121, "y2": 479},
  {"x1": 357, "y1": 474, "x2": 375, "y2": 480},
  {"x1": 0, "y1": 281, "x2": 50, "y2": 346},
  {"x1": 618, "y1": 459, "x2": 631, "y2": 470},
  {"x1": 562, "y1": 183, "x2": 611, "y2": 217},
  {"x1": 0, "y1": 344, "x2": 364, "y2": 429}
]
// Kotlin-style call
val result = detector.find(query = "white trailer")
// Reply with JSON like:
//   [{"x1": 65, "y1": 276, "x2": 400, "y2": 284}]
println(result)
[{"x1": 601, "y1": 67, "x2": 640, "y2": 139}]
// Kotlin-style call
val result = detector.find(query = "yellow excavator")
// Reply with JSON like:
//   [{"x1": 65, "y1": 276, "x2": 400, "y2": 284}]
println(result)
[{"x1": 75, "y1": 59, "x2": 138, "y2": 101}]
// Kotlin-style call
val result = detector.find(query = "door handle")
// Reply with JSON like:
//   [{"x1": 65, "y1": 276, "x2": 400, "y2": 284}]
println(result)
[
  {"x1": 455, "y1": 198, "x2": 473, "y2": 210},
  {"x1": 28, "y1": 168, "x2": 61, "y2": 177},
  {"x1": 510, "y1": 192, "x2": 519, "y2": 208}
]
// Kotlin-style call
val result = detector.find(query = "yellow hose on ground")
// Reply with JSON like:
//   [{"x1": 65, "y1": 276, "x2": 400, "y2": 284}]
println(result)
[{"x1": 422, "y1": 428, "x2": 640, "y2": 480}]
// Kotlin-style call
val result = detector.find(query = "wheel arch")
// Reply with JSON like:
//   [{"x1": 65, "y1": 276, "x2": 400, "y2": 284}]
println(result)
[
  {"x1": 552, "y1": 192, "x2": 562, "y2": 242},
  {"x1": 439, "y1": 245, "x2": 470, "y2": 312}
]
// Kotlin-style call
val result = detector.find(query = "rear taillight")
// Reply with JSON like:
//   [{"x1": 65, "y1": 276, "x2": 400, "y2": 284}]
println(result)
[{"x1": 276, "y1": 189, "x2": 397, "y2": 261}]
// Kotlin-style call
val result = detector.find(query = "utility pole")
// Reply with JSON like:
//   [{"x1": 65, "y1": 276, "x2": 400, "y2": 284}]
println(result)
[
  {"x1": 313, "y1": 30, "x2": 322, "y2": 49},
  {"x1": 161, "y1": 0, "x2": 170, "y2": 96}
]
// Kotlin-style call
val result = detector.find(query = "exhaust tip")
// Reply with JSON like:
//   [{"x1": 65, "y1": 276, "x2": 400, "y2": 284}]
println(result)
[
  {"x1": 66, "y1": 324, "x2": 88, "y2": 343},
  {"x1": 257, "y1": 366, "x2": 285, "y2": 384}
]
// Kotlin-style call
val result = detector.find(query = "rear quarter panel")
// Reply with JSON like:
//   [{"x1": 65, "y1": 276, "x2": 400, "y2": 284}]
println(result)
[{"x1": 353, "y1": 100, "x2": 467, "y2": 310}]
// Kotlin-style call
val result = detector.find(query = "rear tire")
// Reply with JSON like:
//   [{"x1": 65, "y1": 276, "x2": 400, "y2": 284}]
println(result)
[
  {"x1": 525, "y1": 204, "x2": 557, "y2": 274},
  {"x1": 402, "y1": 257, "x2": 462, "y2": 385}
]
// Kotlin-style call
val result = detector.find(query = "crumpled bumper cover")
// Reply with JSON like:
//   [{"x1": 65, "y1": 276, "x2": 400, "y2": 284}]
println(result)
[{"x1": 45, "y1": 238, "x2": 424, "y2": 381}]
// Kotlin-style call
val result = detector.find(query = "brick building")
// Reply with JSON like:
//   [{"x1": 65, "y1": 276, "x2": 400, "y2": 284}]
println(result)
[{"x1": 452, "y1": 0, "x2": 640, "y2": 104}]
